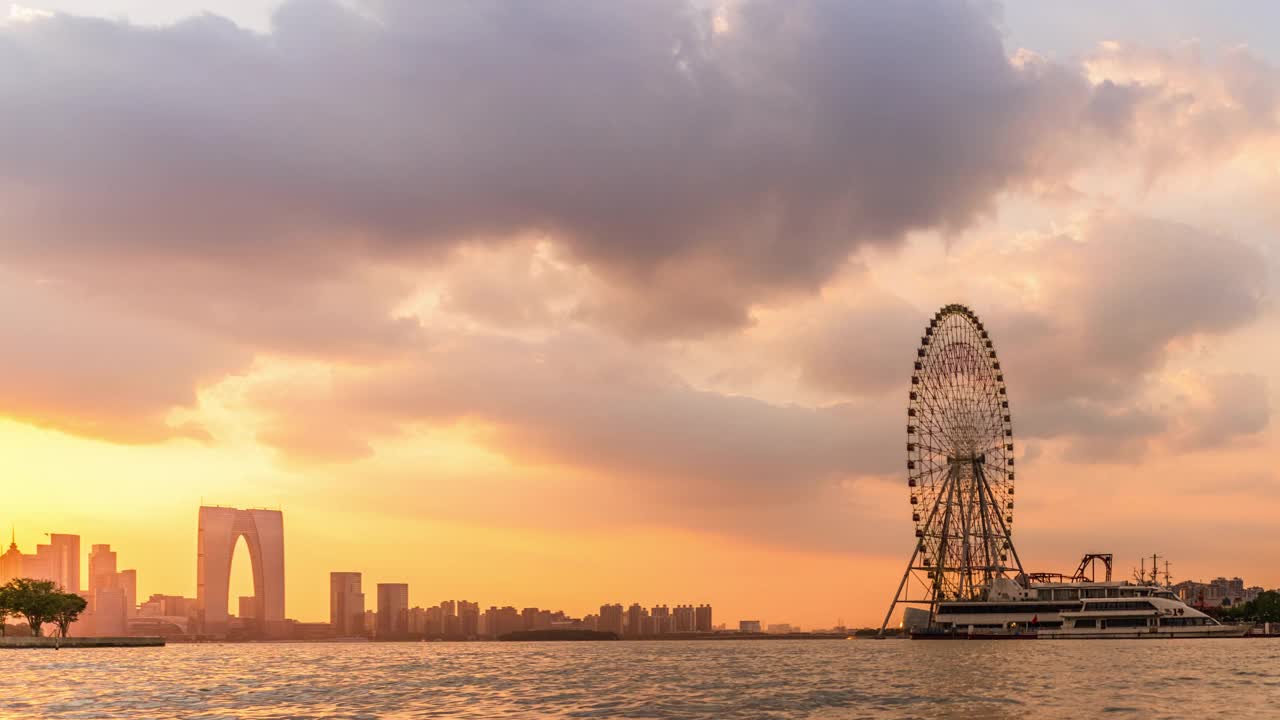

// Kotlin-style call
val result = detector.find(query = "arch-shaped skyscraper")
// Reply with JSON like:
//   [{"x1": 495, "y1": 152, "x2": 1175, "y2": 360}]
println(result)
[{"x1": 196, "y1": 506, "x2": 285, "y2": 637}]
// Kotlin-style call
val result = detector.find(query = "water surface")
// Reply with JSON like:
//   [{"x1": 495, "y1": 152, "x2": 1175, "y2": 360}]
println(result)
[{"x1": 4, "y1": 639, "x2": 1278, "y2": 718}]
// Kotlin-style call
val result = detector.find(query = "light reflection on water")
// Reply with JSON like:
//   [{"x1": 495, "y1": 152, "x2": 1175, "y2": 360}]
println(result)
[{"x1": 3, "y1": 639, "x2": 1279, "y2": 718}]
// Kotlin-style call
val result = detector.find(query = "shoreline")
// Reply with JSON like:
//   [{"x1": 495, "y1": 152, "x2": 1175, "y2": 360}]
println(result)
[
  {"x1": 168, "y1": 633, "x2": 862, "y2": 644},
  {"x1": 0, "y1": 636, "x2": 165, "y2": 649}
]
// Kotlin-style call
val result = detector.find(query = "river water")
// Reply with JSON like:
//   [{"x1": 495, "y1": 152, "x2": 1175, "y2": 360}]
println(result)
[{"x1": 3, "y1": 639, "x2": 1278, "y2": 718}]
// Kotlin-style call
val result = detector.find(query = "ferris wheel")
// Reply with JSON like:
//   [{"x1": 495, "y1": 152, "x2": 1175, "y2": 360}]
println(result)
[{"x1": 880, "y1": 304, "x2": 1024, "y2": 633}]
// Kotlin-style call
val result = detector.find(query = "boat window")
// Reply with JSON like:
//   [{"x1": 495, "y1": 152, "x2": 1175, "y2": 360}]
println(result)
[
  {"x1": 1162, "y1": 617, "x2": 1213, "y2": 627},
  {"x1": 937, "y1": 603, "x2": 1072, "y2": 615},
  {"x1": 1104, "y1": 618, "x2": 1148, "y2": 628},
  {"x1": 1073, "y1": 619, "x2": 1096, "y2": 629},
  {"x1": 1119, "y1": 589, "x2": 1138, "y2": 597},
  {"x1": 1081, "y1": 601, "x2": 1156, "y2": 611},
  {"x1": 1053, "y1": 589, "x2": 1080, "y2": 601},
  {"x1": 1082, "y1": 588, "x2": 1106, "y2": 598}
]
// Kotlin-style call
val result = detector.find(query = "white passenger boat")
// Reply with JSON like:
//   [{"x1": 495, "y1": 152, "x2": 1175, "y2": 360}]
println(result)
[{"x1": 918, "y1": 577, "x2": 1250, "y2": 639}]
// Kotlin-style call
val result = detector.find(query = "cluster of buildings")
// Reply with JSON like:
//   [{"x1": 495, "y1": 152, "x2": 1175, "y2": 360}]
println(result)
[
  {"x1": 0, "y1": 506, "x2": 287, "y2": 640},
  {"x1": 331, "y1": 572, "x2": 716, "y2": 639},
  {"x1": 596, "y1": 602, "x2": 714, "y2": 636},
  {"x1": 1172, "y1": 577, "x2": 1266, "y2": 608},
  {"x1": 0, "y1": 507, "x2": 726, "y2": 642},
  {"x1": 0, "y1": 532, "x2": 143, "y2": 637}
]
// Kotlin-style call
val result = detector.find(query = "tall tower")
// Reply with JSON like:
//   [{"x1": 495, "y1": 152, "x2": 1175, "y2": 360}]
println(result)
[
  {"x1": 329, "y1": 572, "x2": 365, "y2": 637},
  {"x1": 196, "y1": 506, "x2": 285, "y2": 638},
  {"x1": 376, "y1": 583, "x2": 410, "y2": 638},
  {"x1": 88, "y1": 544, "x2": 118, "y2": 592},
  {"x1": 46, "y1": 534, "x2": 81, "y2": 592},
  {"x1": 0, "y1": 529, "x2": 24, "y2": 585}
]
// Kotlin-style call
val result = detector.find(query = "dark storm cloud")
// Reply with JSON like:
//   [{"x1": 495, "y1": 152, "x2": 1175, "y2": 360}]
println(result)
[{"x1": 0, "y1": 0, "x2": 1106, "y2": 336}]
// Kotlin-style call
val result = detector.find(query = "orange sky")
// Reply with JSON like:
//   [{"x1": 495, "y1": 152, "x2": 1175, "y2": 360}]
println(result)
[{"x1": 3, "y1": 1, "x2": 1280, "y2": 628}]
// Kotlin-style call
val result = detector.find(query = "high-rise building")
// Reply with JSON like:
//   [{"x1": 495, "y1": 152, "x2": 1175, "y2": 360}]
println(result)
[
  {"x1": 0, "y1": 530, "x2": 54, "y2": 585},
  {"x1": 425, "y1": 605, "x2": 443, "y2": 636},
  {"x1": 695, "y1": 604, "x2": 713, "y2": 633},
  {"x1": 673, "y1": 604, "x2": 695, "y2": 632},
  {"x1": 598, "y1": 603, "x2": 624, "y2": 635},
  {"x1": 119, "y1": 569, "x2": 137, "y2": 617},
  {"x1": 376, "y1": 583, "x2": 410, "y2": 638},
  {"x1": 329, "y1": 572, "x2": 365, "y2": 637},
  {"x1": 80, "y1": 545, "x2": 139, "y2": 635},
  {"x1": 651, "y1": 605, "x2": 671, "y2": 635},
  {"x1": 481, "y1": 605, "x2": 521, "y2": 638},
  {"x1": 438, "y1": 600, "x2": 459, "y2": 637},
  {"x1": 625, "y1": 603, "x2": 648, "y2": 637},
  {"x1": 196, "y1": 506, "x2": 285, "y2": 638},
  {"x1": 91, "y1": 588, "x2": 127, "y2": 636},
  {"x1": 458, "y1": 601, "x2": 479, "y2": 639},
  {"x1": 408, "y1": 606, "x2": 427, "y2": 635},
  {"x1": 42, "y1": 534, "x2": 80, "y2": 592},
  {"x1": 88, "y1": 544, "x2": 118, "y2": 593},
  {"x1": 238, "y1": 596, "x2": 258, "y2": 620},
  {"x1": 0, "y1": 531, "x2": 23, "y2": 584}
]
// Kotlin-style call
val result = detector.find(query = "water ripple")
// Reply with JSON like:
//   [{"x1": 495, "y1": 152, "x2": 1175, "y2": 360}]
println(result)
[{"x1": 2, "y1": 639, "x2": 1279, "y2": 718}]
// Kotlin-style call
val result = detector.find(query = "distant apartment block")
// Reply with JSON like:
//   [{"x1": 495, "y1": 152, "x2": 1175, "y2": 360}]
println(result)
[
  {"x1": 625, "y1": 603, "x2": 647, "y2": 637},
  {"x1": 673, "y1": 604, "x2": 695, "y2": 632},
  {"x1": 598, "y1": 603, "x2": 624, "y2": 635},
  {"x1": 651, "y1": 605, "x2": 671, "y2": 634},
  {"x1": 458, "y1": 600, "x2": 480, "y2": 638},
  {"x1": 481, "y1": 605, "x2": 519, "y2": 638},
  {"x1": 1173, "y1": 577, "x2": 1264, "y2": 607},
  {"x1": 695, "y1": 604, "x2": 712, "y2": 632}
]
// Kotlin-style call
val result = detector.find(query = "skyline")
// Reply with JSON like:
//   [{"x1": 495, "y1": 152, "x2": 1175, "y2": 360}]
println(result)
[
  {"x1": 0, "y1": 516, "x2": 764, "y2": 630},
  {"x1": 3, "y1": 0, "x2": 1280, "y2": 630},
  {"x1": 1, "y1": 507, "x2": 1270, "y2": 630}
]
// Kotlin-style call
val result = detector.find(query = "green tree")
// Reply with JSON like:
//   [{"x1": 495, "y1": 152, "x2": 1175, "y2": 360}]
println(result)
[
  {"x1": 0, "y1": 584, "x2": 12, "y2": 637},
  {"x1": 2, "y1": 578, "x2": 60, "y2": 637},
  {"x1": 51, "y1": 592, "x2": 88, "y2": 638},
  {"x1": 1235, "y1": 591, "x2": 1280, "y2": 624}
]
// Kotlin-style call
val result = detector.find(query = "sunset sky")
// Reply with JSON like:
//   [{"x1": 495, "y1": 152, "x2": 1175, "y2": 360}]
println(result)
[{"x1": 3, "y1": 0, "x2": 1279, "y2": 628}]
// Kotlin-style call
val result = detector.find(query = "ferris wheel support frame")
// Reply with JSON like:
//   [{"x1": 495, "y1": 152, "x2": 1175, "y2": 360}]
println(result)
[{"x1": 877, "y1": 458, "x2": 1025, "y2": 636}]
